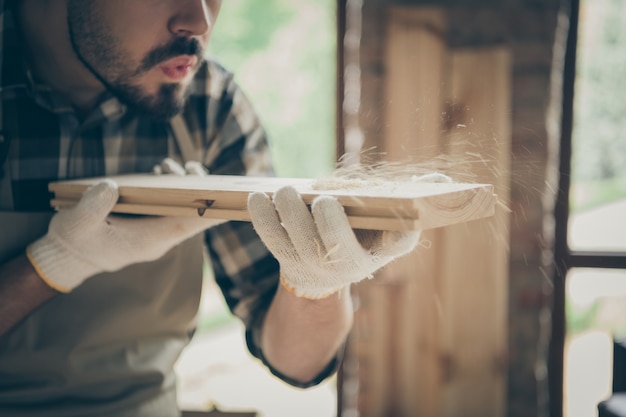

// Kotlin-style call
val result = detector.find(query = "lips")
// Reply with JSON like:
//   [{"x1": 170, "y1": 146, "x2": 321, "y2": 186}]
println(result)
[{"x1": 160, "y1": 55, "x2": 199, "y2": 81}]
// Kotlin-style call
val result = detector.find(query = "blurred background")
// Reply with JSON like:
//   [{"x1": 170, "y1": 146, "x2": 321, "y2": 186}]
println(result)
[{"x1": 207, "y1": 0, "x2": 337, "y2": 178}]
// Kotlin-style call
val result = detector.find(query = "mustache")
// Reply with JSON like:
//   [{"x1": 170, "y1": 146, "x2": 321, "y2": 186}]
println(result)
[{"x1": 134, "y1": 37, "x2": 204, "y2": 75}]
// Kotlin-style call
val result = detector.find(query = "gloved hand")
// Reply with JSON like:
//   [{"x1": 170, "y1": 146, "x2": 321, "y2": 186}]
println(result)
[
  {"x1": 152, "y1": 157, "x2": 209, "y2": 177},
  {"x1": 28, "y1": 159, "x2": 220, "y2": 293},
  {"x1": 248, "y1": 186, "x2": 421, "y2": 299}
]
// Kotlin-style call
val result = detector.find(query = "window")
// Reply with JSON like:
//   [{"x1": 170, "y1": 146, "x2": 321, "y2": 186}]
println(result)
[
  {"x1": 206, "y1": 0, "x2": 337, "y2": 179},
  {"x1": 552, "y1": 0, "x2": 626, "y2": 416}
]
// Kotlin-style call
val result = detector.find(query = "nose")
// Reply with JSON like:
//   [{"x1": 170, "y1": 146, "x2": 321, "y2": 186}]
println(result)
[{"x1": 169, "y1": 1, "x2": 214, "y2": 37}]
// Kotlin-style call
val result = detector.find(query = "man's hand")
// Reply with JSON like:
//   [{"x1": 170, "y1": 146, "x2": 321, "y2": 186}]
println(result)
[
  {"x1": 247, "y1": 186, "x2": 421, "y2": 299},
  {"x1": 27, "y1": 160, "x2": 220, "y2": 293},
  {"x1": 153, "y1": 157, "x2": 209, "y2": 177}
]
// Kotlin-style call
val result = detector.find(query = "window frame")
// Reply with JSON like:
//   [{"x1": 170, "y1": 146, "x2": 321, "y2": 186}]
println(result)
[{"x1": 550, "y1": 0, "x2": 626, "y2": 415}]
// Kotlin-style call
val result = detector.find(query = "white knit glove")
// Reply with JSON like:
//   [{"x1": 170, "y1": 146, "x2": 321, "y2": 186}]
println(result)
[
  {"x1": 248, "y1": 186, "x2": 421, "y2": 299},
  {"x1": 28, "y1": 159, "x2": 220, "y2": 293},
  {"x1": 152, "y1": 157, "x2": 209, "y2": 176}
]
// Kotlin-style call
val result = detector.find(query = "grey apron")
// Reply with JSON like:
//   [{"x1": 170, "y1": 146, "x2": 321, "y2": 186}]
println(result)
[
  {"x1": 0, "y1": 115, "x2": 207, "y2": 417},
  {"x1": 0, "y1": 210, "x2": 205, "y2": 417}
]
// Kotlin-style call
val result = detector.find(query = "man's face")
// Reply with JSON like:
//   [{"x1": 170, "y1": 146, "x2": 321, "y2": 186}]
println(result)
[{"x1": 67, "y1": 0, "x2": 222, "y2": 118}]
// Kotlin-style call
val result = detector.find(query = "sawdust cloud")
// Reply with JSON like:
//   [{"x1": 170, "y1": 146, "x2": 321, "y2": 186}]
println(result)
[
  {"x1": 312, "y1": 144, "x2": 517, "y2": 252},
  {"x1": 312, "y1": 145, "x2": 496, "y2": 191},
  {"x1": 317, "y1": 140, "x2": 545, "y2": 216}
]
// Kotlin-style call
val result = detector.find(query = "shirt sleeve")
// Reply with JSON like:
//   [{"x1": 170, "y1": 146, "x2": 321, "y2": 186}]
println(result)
[{"x1": 197, "y1": 61, "x2": 341, "y2": 388}]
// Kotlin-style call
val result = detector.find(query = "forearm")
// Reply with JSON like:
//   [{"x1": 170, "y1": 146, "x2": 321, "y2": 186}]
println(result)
[
  {"x1": 260, "y1": 283, "x2": 354, "y2": 384},
  {"x1": 0, "y1": 254, "x2": 59, "y2": 337}
]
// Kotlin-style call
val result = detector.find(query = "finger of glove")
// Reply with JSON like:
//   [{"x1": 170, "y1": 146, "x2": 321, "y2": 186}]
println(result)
[
  {"x1": 154, "y1": 158, "x2": 186, "y2": 176},
  {"x1": 311, "y1": 195, "x2": 370, "y2": 266},
  {"x1": 272, "y1": 186, "x2": 327, "y2": 265},
  {"x1": 112, "y1": 215, "x2": 220, "y2": 239},
  {"x1": 184, "y1": 161, "x2": 209, "y2": 176},
  {"x1": 108, "y1": 215, "x2": 222, "y2": 259},
  {"x1": 369, "y1": 230, "x2": 422, "y2": 258},
  {"x1": 59, "y1": 180, "x2": 119, "y2": 234},
  {"x1": 247, "y1": 191, "x2": 299, "y2": 261}
]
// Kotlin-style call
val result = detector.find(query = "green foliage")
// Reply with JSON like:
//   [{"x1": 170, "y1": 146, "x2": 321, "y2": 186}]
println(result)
[
  {"x1": 572, "y1": 0, "x2": 626, "y2": 185},
  {"x1": 210, "y1": 0, "x2": 295, "y2": 70},
  {"x1": 566, "y1": 298, "x2": 600, "y2": 335},
  {"x1": 196, "y1": 307, "x2": 238, "y2": 334},
  {"x1": 208, "y1": 0, "x2": 337, "y2": 178},
  {"x1": 567, "y1": 295, "x2": 626, "y2": 339},
  {"x1": 570, "y1": 177, "x2": 626, "y2": 213}
]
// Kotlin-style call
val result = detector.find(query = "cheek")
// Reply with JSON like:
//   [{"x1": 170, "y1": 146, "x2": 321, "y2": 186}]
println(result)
[{"x1": 100, "y1": 4, "x2": 170, "y2": 64}]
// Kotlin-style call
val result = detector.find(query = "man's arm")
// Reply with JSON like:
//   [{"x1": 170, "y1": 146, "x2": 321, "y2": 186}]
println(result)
[
  {"x1": 260, "y1": 283, "x2": 353, "y2": 383},
  {"x1": 244, "y1": 186, "x2": 421, "y2": 385},
  {"x1": 0, "y1": 254, "x2": 59, "y2": 337},
  {"x1": 1, "y1": 178, "x2": 227, "y2": 338}
]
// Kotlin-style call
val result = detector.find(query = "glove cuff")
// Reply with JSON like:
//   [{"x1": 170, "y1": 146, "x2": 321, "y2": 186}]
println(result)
[
  {"x1": 26, "y1": 235, "x2": 100, "y2": 293},
  {"x1": 280, "y1": 272, "x2": 345, "y2": 300}
]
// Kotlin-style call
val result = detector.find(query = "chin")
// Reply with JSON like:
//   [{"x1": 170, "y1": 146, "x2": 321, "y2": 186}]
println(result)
[{"x1": 111, "y1": 78, "x2": 192, "y2": 119}]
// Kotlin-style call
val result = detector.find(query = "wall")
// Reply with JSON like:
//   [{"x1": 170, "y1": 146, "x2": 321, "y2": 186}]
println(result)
[{"x1": 343, "y1": 1, "x2": 564, "y2": 416}]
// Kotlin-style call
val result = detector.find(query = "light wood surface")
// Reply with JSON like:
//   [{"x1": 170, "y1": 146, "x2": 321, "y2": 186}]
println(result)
[
  {"x1": 345, "y1": 7, "x2": 510, "y2": 417},
  {"x1": 49, "y1": 174, "x2": 495, "y2": 231},
  {"x1": 349, "y1": 7, "x2": 449, "y2": 417},
  {"x1": 380, "y1": 6, "x2": 448, "y2": 417},
  {"x1": 439, "y1": 47, "x2": 511, "y2": 417}
]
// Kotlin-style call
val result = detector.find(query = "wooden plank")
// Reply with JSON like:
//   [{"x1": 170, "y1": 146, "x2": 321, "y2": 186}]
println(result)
[
  {"x1": 383, "y1": 6, "x2": 448, "y2": 417},
  {"x1": 381, "y1": 7, "x2": 446, "y2": 161},
  {"x1": 49, "y1": 174, "x2": 495, "y2": 232},
  {"x1": 358, "y1": 6, "x2": 447, "y2": 417},
  {"x1": 50, "y1": 199, "x2": 424, "y2": 231},
  {"x1": 439, "y1": 47, "x2": 511, "y2": 417}
]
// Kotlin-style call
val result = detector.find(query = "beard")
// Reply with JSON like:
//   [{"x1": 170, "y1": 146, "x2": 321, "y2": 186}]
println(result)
[{"x1": 67, "y1": 1, "x2": 204, "y2": 119}]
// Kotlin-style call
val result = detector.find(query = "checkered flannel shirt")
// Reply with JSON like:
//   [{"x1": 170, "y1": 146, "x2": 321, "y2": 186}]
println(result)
[{"x1": 0, "y1": 1, "x2": 337, "y2": 388}]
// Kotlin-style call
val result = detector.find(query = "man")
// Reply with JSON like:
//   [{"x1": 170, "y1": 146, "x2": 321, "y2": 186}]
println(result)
[{"x1": 0, "y1": 1, "x2": 420, "y2": 416}]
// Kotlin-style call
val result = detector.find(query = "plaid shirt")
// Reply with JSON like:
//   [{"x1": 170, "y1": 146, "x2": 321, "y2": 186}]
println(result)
[{"x1": 0, "y1": 1, "x2": 335, "y2": 395}]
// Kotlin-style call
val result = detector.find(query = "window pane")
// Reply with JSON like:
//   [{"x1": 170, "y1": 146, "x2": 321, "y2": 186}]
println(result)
[
  {"x1": 569, "y1": 0, "x2": 626, "y2": 251},
  {"x1": 207, "y1": 0, "x2": 337, "y2": 178},
  {"x1": 564, "y1": 268, "x2": 626, "y2": 417}
]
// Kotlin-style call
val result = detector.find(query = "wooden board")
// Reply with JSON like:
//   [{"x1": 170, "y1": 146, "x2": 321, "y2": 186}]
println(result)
[
  {"x1": 347, "y1": 7, "x2": 510, "y2": 417},
  {"x1": 439, "y1": 47, "x2": 511, "y2": 417},
  {"x1": 49, "y1": 174, "x2": 496, "y2": 231},
  {"x1": 372, "y1": 6, "x2": 448, "y2": 417}
]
